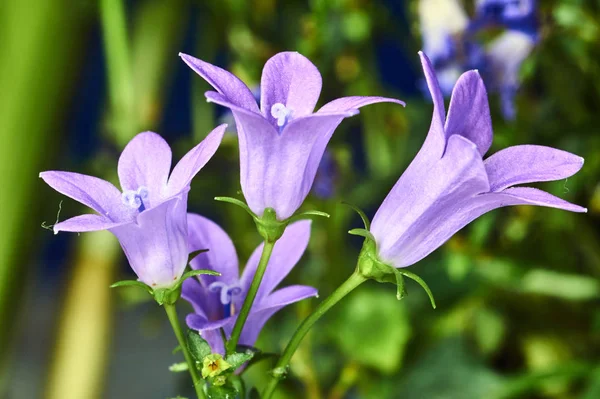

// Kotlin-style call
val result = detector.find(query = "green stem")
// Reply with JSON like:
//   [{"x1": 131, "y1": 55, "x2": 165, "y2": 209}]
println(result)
[
  {"x1": 164, "y1": 303, "x2": 205, "y2": 399},
  {"x1": 262, "y1": 271, "x2": 367, "y2": 399},
  {"x1": 226, "y1": 240, "x2": 276, "y2": 354}
]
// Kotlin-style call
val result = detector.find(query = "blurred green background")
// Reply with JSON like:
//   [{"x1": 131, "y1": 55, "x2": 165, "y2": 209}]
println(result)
[{"x1": 0, "y1": 0, "x2": 598, "y2": 398}]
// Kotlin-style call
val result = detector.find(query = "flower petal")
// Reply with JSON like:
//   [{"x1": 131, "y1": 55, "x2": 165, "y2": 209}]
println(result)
[
  {"x1": 179, "y1": 53, "x2": 260, "y2": 112},
  {"x1": 317, "y1": 96, "x2": 405, "y2": 113},
  {"x1": 239, "y1": 285, "x2": 318, "y2": 348},
  {"x1": 371, "y1": 134, "x2": 489, "y2": 267},
  {"x1": 110, "y1": 195, "x2": 188, "y2": 288},
  {"x1": 260, "y1": 52, "x2": 322, "y2": 124},
  {"x1": 181, "y1": 277, "x2": 209, "y2": 319},
  {"x1": 167, "y1": 124, "x2": 226, "y2": 196},
  {"x1": 39, "y1": 171, "x2": 128, "y2": 222},
  {"x1": 53, "y1": 214, "x2": 125, "y2": 234},
  {"x1": 185, "y1": 314, "x2": 228, "y2": 355},
  {"x1": 484, "y1": 145, "x2": 584, "y2": 192},
  {"x1": 117, "y1": 132, "x2": 172, "y2": 204},
  {"x1": 239, "y1": 220, "x2": 312, "y2": 304},
  {"x1": 444, "y1": 70, "x2": 493, "y2": 155},
  {"x1": 494, "y1": 187, "x2": 587, "y2": 213},
  {"x1": 419, "y1": 51, "x2": 448, "y2": 159}
]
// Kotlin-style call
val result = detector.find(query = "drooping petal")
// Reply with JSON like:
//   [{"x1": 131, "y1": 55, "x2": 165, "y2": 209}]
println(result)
[
  {"x1": 372, "y1": 134, "x2": 489, "y2": 266},
  {"x1": 419, "y1": 51, "x2": 448, "y2": 159},
  {"x1": 185, "y1": 314, "x2": 228, "y2": 355},
  {"x1": 318, "y1": 96, "x2": 405, "y2": 114},
  {"x1": 260, "y1": 52, "x2": 322, "y2": 124},
  {"x1": 117, "y1": 132, "x2": 172, "y2": 204},
  {"x1": 39, "y1": 171, "x2": 129, "y2": 222},
  {"x1": 168, "y1": 124, "x2": 226, "y2": 196},
  {"x1": 444, "y1": 70, "x2": 493, "y2": 155},
  {"x1": 179, "y1": 53, "x2": 260, "y2": 112},
  {"x1": 484, "y1": 145, "x2": 584, "y2": 192},
  {"x1": 239, "y1": 285, "x2": 318, "y2": 348},
  {"x1": 187, "y1": 213, "x2": 240, "y2": 286},
  {"x1": 110, "y1": 195, "x2": 188, "y2": 288},
  {"x1": 239, "y1": 220, "x2": 312, "y2": 303},
  {"x1": 53, "y1": 214, "x2": 125, "y2": 234}
]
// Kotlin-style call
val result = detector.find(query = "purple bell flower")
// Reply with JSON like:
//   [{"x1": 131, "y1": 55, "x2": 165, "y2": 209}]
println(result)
[
  {"x1": 370, "y1": 53, "x2": 586, "y2": 269},
  {"x1": 182, "y1": 216, "x2": 317, "y2": 354},
  {"x1": 179, "y1": 51, "x2": 404, "y2": 220},
  {"x1": 40, "y1": 125, "x2": 226, "y2": 288}
]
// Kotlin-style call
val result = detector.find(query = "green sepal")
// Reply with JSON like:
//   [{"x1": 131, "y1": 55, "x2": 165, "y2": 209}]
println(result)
[
  {"x1": 214, "y1": 196, "x2": 255, "y2": 216},
  {"x1": 398, "y1": 269, "x2": 436, "y2": 309},
  {"x1": 153, "y1": 286, "x2": 181, "y2": 306},
  {"x1": 168, "y1": 362, "x2": 189, "y2": 372},
  {"x1": 391, "y1": 268, "x2": 408, "y2": 300},
  {"x1": 225, "y1": 350, "x2": 254, "y2": 370},
  {"x1": 187, "y1": 248, "x2": 209, "y2": 264},
  {"x1": 342, "y1": 201, "x2": 371, "y2": 229},
  {"x1": 109, "y1": 279, "x2": 153, "y2": 294},
  {"x1": 348, "y1": 228, "x2": 376, "y2": 242},
  {"x1": 287, "y1": 209, "x2": 330, "y2": 223},
  {"x1": 186, "y1": 329, "x2": 212, "y2": 364}
]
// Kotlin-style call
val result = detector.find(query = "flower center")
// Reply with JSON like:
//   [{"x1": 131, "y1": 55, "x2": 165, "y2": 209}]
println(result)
[
  {"x1": 270, "y1": 103, "x2": 294, "y2": 131},
  {"x1": 208, "y1": 281, "x2": 243, "y2": 318},
  {"x1": 122, "y1": 186, "x2": 149, "y2": 212}
]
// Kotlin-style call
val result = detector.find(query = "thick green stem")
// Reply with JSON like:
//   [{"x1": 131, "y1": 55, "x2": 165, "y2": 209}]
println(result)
[
  {"x1": 226, "y1": 240, "x2": 276, "y2": 354},
  {"x1": 262, "y1": 271, "x2": 367, "y2": 399},
  {"x1": 164, "y1": 303, "x2": 205, "y2": 399}
]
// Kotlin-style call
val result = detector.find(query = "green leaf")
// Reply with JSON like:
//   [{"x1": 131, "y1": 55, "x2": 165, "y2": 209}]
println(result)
[
  {"x1": 168, "y1": 362, "x2": 189, "y2": 372},
  {"x1": 109, "y1": 279, "x2": 152, "y2": 294},
  {"x1": 225, "y1": 351, "x2": 254, "y2": 370},
  {"x1": 341, "y1": 201, "x2": 371, "y2": 229},
  {"x1": 332, "y1": 287, "x2": 411, "y2": 374},
  {"x1": 186, "y1": 330, "x2": 211, "y2": 363},
  {"x1": 205, "y1": 382, "x2": 238, "y2": 399}
]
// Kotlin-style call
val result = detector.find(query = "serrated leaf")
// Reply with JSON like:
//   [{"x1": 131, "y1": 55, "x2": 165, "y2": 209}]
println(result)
[
  {"x1": 186, "y1": 330, "x2": 211, "y2": 363},
  {"x1": 168, "y1": 362, "x2": 189, "y2": 372},
  {"x1": 225, "y1": 351, "x2": 254, "y2": 370}
]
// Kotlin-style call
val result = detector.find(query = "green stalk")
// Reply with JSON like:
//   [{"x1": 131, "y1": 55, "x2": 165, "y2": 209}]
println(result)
[
  {"x1": 226, "y1": 240, "x2": 276, "y2": 354},
  {"x1": 262, "y1": 271, "x2": 367, "y2": 399},
  {"x1": 164, "y1": 303, "x2": 206, "y2": 399}
]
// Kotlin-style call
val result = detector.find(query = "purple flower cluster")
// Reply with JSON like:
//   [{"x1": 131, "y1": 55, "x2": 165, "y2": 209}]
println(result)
[{"x1": 40, "y1": 48, "x2": 584, "y2": 354}]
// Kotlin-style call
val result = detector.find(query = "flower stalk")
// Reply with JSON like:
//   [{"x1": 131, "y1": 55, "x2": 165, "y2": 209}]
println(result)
[
  {"x1": 262, "y1": 270, "x2": 367, "y2": 399},
  {"x1": 163, "y1": 303, "x2": 206, "y2": 399}
]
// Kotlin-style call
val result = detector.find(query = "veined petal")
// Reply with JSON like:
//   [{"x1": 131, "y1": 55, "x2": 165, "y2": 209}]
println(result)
[
  {"x1": 495, "y1": 187, "x2": 587, "y2": 213},
  {"x1": 317, "y1": 96, "x2": 405, "y2": 113},
  {"x1": 53, "y1": 214, "x2": 125, "y2": 234},
  {"x1": 187, "y1": 213, "x2": 240, "y2": 286},
  {"x1": 181, "y1": 277, "x2": 209, "y2": 319},
  {"x1": 39, "y1": 171, "x2": 129, "y2": 222},
  {"x1": 239, "y1": 220, "x2": 312, "y2": 304},
  {"x1": 110, "y1": 195, "x2": 188, "y2": 288},
  {"x1": 484, "y1": 145, "x2": 584, "y2": 192},
  {"x1": 168, "y1": 124, "x2": 226, "y2": 196},
  {"x1": 445, "y1": 70, "x2": 493, "y2": 155},
  {"x1": 239, "y1": 285, "x2": 318, "y2": 348},
  {"x1": 372, "y1": 134, "x2": 489, "y2": 266},
  {"x1": 179, "y1": 53, "x2": 260, "y2": 112},
  {"x1": 185, "y1": 314, "x2": 228, "y2": 355},
  {"x1": 419, "y1": 51, "x2": 448, "y2": 159},
  {"x1": 260, "y1": 52, "x2": 322, "y2": 123},
  {"x1": 118, "y1": 132, "x2": 172, "y2": 204}
]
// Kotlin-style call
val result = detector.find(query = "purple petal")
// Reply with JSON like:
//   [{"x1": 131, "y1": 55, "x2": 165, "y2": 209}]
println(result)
[
  {"x1": 317, "y1": 96, "x2": 405, "y2": 113},
  {"x1": 181, "y1": 277, "x2": 209, "y2": 319},
  {"x1": 495, "y1": 187, "x2": 587, "y2": 213},
  {"x1": 39, "y1": 171, "x2": 129, "y2": 222},
  {"x1": 419, "y1": 51, "x2": 449, "y2": 159},
  {"x1": 110, "y1": 195, "x2": 188, "y2": 288},
  {"x1": 239, "y1": 220, "x2": 312, "y2": 303},
  {"x1": 185, "y1": 314, "x2": 227, "y2": 355},
  {"x1": 168, "y1": 124, "x2": 226, "y2": 196},
  {"x1": 179, "y1": 53, "x2": 260, "y2": 112},
  {"x1": 484, "y1": 145, "x2": 584, "y2": 192},
  {"x1": 372, "y1": 134, "x2": 489, "y2": 267},
  {"x1": 53, "y1": 214, "x2": 124, "y2": 234},
  {"x1": 117, "y1": 132, "x2": 172, "y2": 206},
  {"x1": 444, "y1": 70, "x2": 493, "y2": 155},
  {"x1": 239, "y1": 285, "x2": 318, "y2": 348},
  {"x1": 260, "y1": 52, "x2": 322, "y2": 124},
  {"x1": 187, "y1": 213, "x2": 240, "y2": 285},
  {"x1": 207, "y1": 91, "x2": 351, "y2": 219}
]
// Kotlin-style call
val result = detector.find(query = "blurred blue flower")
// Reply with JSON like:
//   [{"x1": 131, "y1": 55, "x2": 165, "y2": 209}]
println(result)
[{"x1": 471, "y1": 0, "x2": 538, "y2": 40}]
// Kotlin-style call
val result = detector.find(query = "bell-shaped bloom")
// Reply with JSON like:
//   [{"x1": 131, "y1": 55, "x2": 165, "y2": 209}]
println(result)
[
  {"x1": 180, "y1": 51, "x2": 404, "y2": 220},
  {"x1": 182, "y1": 216, "x2": 317, "y2": 354},
  {"x1": 370, "y1": 53, "x2": 585, "y2": 269},
  {"x1": 40, "y1": 125, "x2": 226, "y2": 288}
]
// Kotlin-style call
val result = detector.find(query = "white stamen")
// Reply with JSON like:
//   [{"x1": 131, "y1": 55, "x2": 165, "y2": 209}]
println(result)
[
  {"x1": 209, "y1": 281, "x2": 243, "y2": 305},
  {"x1": 270, "y1": 103, "x2": 293, "y2": 127},
  {"x1": 122, "y1": 186, "x2": 149, "y2": 210}
]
